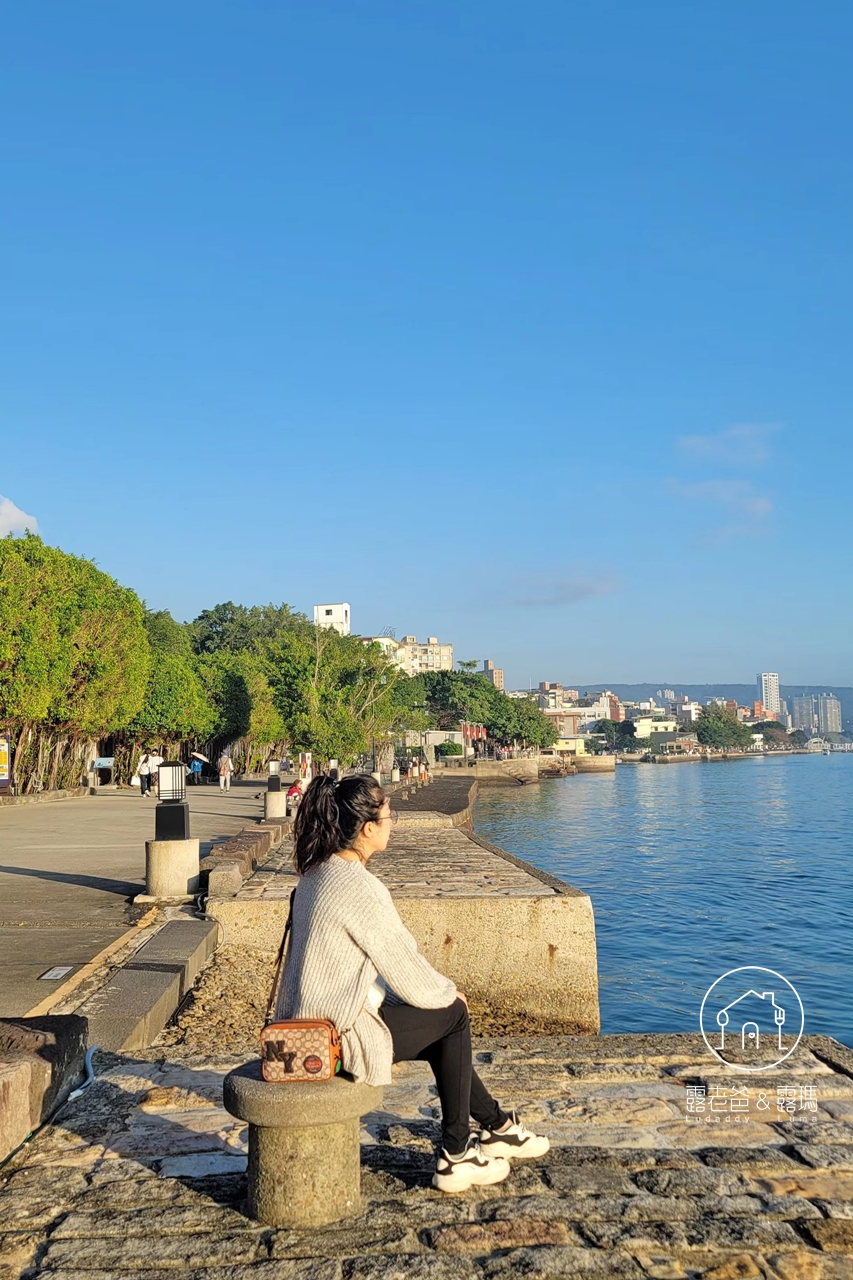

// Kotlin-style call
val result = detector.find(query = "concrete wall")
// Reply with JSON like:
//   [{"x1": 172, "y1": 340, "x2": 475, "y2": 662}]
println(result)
[
  {"x1": 436, "y1": 758, "x2": 540, "y2": 784},
  {"x1": 208, "y1": 836, "x2": 600, "y2": 1035},
  {"x1": 395, "y1": 891, "x2": 599, "y2": 1032},
  {"x1": 573, "y1": 755, "x2": 616, "y2": 773}
]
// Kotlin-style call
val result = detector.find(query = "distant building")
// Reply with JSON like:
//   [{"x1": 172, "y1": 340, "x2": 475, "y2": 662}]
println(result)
[
  {"x1": 482, "y1": 659, "x2": 504, "y2": 691},
  {"x1": 817, "y1": 694, "x2": 842, "y2": 736},
  {"x1": 663, "y1": 689, "x2": 675, "y2": 701},
  {"x1": 793, "y1": 697, "x2": 817, "y2": 733},
  {"x1": 757, "y1": 673, "x2": 781, "y2": 715},
  {"x1": 313, "y1": 603, "x2": 351, "y2": 636},
  {"x1": 631, "y1": 716, "x2": 680, "y2": 739},
  {"x1": 361, "y1": 635, "x2": 399, "y2": 659},
  {"x1": 395, "y1": 635, "x2": 454, "y2": 677}
]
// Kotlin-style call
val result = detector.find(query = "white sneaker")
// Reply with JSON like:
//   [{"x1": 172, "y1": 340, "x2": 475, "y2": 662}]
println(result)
[
  {"x1": 479, "y1": 1110, "x2": 550, "y2": 1159},
  {"x1": 432, "y1": 1135, "x2": 510, "y2": 1193}
]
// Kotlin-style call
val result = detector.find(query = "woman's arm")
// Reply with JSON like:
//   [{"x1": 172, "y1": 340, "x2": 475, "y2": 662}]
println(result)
[{"x1": 347, "y1": 882, "x2": 457, "y2": 1010}]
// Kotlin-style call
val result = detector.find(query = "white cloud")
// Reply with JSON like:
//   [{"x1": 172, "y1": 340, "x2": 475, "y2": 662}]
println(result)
[
  {"x1": 668, "y1": 478, "x2": 773, "y2": 542},
  {"x1": 0, "y1": 495, "x2": 39, "y2": 537},
  {"x1": 677, "y1": 424, "x2": 778, "y2": 466}
]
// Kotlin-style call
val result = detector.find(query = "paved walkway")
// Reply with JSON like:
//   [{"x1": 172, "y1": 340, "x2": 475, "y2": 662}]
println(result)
[
  {"x1": 235, "y1": 828, "x2": 556, "y2": 903},
  {"x1": 2, "y1": 1033, "x2": 852, "y2": 1277},
  {"x1": 0, "y1": 784, "x2": 263, "y2": 1017}
]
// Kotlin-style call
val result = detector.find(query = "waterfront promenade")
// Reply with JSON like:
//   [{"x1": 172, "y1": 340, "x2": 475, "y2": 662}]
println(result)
[{"x1": 0, "y1": 785, "x2": 263, "y2": 1017}]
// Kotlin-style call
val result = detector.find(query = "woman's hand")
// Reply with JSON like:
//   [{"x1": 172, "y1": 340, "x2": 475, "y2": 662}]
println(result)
[{"x1": 455, "y1": 989, "x2": 468, "y2": 1009}]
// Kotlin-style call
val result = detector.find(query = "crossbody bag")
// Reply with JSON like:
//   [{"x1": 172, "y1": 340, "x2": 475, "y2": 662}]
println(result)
[{"x1": 260, "y1": 887, "x2": 342, "y2": 1082}]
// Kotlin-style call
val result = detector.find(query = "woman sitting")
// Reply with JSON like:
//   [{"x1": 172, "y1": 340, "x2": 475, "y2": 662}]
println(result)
[{"x1": 274, "y1": 772, "x2": 549, "y2": 1193}]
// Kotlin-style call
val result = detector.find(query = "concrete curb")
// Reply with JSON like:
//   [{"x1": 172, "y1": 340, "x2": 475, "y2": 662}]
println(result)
[
  {"x1": 75, "y1": 918, "x2": 220, "y2": 1052},
  {"x1": 0, "y1": 1016, "x2": 88, "y2": 1164},
  {"x1": 201, "y1": 820, "x2": 290, "y2": 896},
  {"x1": 0, "y1": 786, "x2": 91, "y2": 807}
]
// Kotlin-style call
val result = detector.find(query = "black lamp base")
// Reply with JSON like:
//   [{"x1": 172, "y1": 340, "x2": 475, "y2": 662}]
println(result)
[
  {"x1": 267, "y1": 776, "x2": 282, "y2": 793},
  {"x1": 155, "y1": 801, "x2": 191, "y2": 841}
]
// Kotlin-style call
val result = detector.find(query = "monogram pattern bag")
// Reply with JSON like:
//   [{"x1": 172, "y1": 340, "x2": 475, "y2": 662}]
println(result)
[{"x1": 260, "y1": 889, "x2": 343, "y2": 1082}]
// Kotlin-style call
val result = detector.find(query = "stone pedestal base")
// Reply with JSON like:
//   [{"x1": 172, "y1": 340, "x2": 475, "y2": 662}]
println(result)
[
  {"x1": 264, "y1": 791, "x2": 288, "y2": 821},
  {"x1": 223, "y1": 1061, "x2": 382, "y2": 1227},
  {"x1": 144, "y1": 838, "x2": 200, "y2": 899}
]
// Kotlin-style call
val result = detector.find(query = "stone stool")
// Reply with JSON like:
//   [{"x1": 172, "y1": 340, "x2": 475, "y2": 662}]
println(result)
[{"x1": 223, "y1": 1061, "x2": 382, "y2": 1227}]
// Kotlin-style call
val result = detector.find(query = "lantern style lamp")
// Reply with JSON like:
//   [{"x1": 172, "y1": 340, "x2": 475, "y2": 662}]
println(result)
[
  {"x1": 155, "y1": 761, "x2": 191, "y2": 840},
  {"x1": 268, "y1": 758, "x2": 282, "y2": 792}
]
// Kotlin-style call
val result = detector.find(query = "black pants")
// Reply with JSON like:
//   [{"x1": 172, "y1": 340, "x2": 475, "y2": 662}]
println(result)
[{"x1": 380, "y1": 998, "x2": 509, "y2": 1154}]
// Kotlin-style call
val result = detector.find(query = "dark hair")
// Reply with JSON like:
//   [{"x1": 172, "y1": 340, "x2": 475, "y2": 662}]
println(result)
[{"x1": 293, "y1": 774, "x2": 386, "y2": 874}]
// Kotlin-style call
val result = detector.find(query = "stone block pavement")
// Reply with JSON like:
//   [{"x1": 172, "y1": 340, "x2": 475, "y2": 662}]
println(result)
[
  {"x1": 3, "y1": 1032, "x2": 853, "y2": 1278},
  {"x1": 236, "y1": 831, "x2": 556, "y2": 903}
]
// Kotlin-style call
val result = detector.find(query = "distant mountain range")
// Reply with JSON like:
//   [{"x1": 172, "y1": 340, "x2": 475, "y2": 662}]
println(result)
[{"x1": 584, "y1": 684, "x2": 853, "y2": 733}]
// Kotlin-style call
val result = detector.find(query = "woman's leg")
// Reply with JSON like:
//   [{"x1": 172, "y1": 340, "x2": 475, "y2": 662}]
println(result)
[{"x1": 381, "y1": 999, "x2": 508, "y2": 1154}]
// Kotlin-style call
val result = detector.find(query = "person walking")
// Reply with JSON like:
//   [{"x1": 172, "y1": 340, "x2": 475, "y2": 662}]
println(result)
[
  {"x1": 189, "y1": 757, "x2": 204, "y2": 785},
  {"x1": 218, "y1": 752, "x2": 234, "y2": 792},
  {"x1": 147, "y1": 750, "x2": 164, "y2": 797},
  {"x1": 274, "y1": 774, "x2": 549, "y2": 1193},
  {"x1": 137, "y1": 751, "x2": 152, "y2": 796}
]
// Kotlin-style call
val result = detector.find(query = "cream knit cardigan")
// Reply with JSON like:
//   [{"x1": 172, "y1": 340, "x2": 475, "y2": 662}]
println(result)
[{"x1": 274, "y1": 855, "x2": 457, "y2": 1086}]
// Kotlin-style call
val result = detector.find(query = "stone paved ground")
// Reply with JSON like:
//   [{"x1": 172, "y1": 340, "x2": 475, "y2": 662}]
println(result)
[
  {"x1": 236, "y1": 831, "x2": 555, "y2": 903},
  {"x1": 3, "y1": 1033, "x2": 853, "y2": 1279}
]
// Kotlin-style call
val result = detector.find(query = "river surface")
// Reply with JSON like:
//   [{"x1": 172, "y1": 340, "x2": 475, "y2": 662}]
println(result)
[{"x1": 473, "y1": 754, "x2": 852, "y2": 1047}]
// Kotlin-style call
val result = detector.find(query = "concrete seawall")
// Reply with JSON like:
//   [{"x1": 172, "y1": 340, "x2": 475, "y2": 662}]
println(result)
[{"x1": 206, "y1": 777, "x2": 600, "y2": 1034}]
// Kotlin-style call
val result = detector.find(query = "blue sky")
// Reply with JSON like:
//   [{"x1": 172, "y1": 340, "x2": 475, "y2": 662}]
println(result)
[{"x1": 2, "y1": 2, "x2": 851, "y2": 688}]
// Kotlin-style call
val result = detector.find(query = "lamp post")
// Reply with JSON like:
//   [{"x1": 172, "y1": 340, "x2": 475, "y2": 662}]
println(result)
[
  {"x1": 155, "y1": 761, "x2": 191, "y2": 840},
  {"x1": 140, "y1": 760, "x2": 200, "y2": 902},
  {"x1": 264, "y1": 757, "x2": 288, "y2": 821}
]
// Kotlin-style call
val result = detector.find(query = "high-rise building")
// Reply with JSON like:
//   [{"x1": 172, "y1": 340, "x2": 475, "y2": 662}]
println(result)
[
  {"x1": 793, "y1": 697, "x2": 816, "y2": 733},
  {"x1": 313, "y1": 603, "x2": 351, "y2": 636},
  {"x1": 482, "y1": 659, "x2": 504, "y2": 691},
  {"x1": 817, "y1": 694, "x2": 842, "y2": 736},
  {"x1": 757, "y1": 673, "x2": 781, "y2": 715}
]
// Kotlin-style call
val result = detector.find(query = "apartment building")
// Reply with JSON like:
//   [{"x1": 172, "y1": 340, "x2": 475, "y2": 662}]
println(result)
[
  {"x1": 395, "y1": 635, "x2": 454, "y2": 677},
  {"x1": 482, "y1": 659, "x2": 504, "y2": 690}
]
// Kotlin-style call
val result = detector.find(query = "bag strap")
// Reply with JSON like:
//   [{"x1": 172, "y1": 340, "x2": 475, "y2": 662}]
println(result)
[{"x1": 264, "y1": 886, "x2": 296, "y2": 1024}]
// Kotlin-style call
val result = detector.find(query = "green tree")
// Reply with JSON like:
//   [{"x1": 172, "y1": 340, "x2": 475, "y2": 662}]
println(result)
[
  {"x1": 0, "y1": 535, "x2": 150, "y2": 789},
  {"x1": 121, "y1": 610, "x2": 215, "y2": 771},
  {"x1": 456, "y1": 659, "x2": 479, "y2": 674},
  {"x1": 188, "y1": 601, "x2": 307, "y2": 654},
  {"x1": 268, "y1": 626, "x2": 403, "y2": 766},
  {"x1": 696, "y1": 704, "x2": 754, "y2": 750},
  {"x1": 790, "y1": 729, "x2": 809, "y2": 747},
  {"x1": 591, "y1": 718, "x2": 618, "y2": 747},
  {"x1": 421, "y1": 671, "x2": 556, "y2": 748}
]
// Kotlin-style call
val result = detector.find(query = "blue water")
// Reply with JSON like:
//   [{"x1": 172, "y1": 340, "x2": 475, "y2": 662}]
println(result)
[{"x1": 473, "y1": 754, "x2": 852, "y2": 1047}]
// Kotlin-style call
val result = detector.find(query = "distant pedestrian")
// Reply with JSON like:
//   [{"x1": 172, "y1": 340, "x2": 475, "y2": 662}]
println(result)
[
  {"x1": 137, "y1": 751, "x2": 152, "y2": 796},
  {"x1": 218, "y1": 752, "x2": 234, "y2": 792},
  {"x1": 286, "y1": 779, "x2": 303, "y2": 815},
  {"x1": 190, "y1": 758, "x2": 204, "y2": 786},
  {"x1": 147, "y1": 751, "x2": 164, "y2": 796}
]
